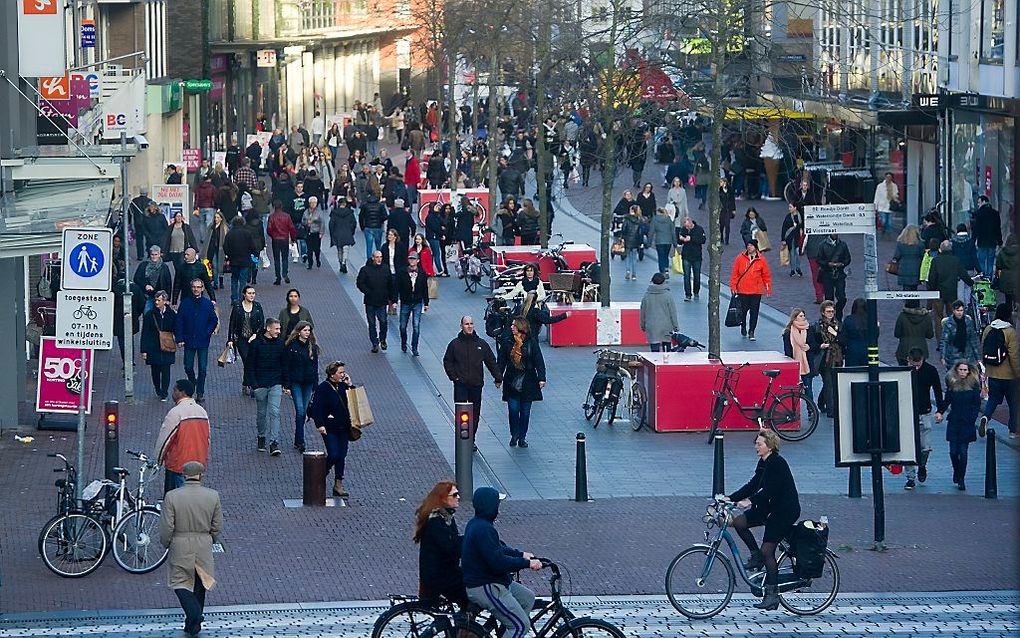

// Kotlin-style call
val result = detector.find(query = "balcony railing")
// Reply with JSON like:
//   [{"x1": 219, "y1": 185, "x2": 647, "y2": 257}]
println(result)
[{"x1": 280, "y1": 0, "x2": 344, "y2": 34}]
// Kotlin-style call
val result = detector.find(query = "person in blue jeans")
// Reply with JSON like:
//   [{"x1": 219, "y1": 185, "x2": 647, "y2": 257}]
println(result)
[
  {"x1": 283, "y1": 321, "x2": 319, "y2": 453},
  {"x1": 397, "y1": 254, "x2": 430, "y2": 356},
  {"x1": 359, "y1": 194, "x2": 388, "y2": 260},
  {"x1": 497, "y1": 319, "x2": 546, "y2": 448},
  {"x1": 173, "y1": 279, "x2": 219, "y2": 403},
  {"x1": 249, "y1": 318, "x2": 287, "y2": 456},
  {"x1": 308, "y1": 361, "x2": 354, "y2": 498}
]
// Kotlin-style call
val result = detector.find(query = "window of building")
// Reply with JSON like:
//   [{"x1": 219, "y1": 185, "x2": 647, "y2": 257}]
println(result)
[{"x1": 981, "y1": 0, "x2": 1005, "y2": 61}]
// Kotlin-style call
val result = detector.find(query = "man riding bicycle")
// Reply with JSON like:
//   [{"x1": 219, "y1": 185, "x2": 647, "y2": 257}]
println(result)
[{"x1": 462, "y1": 487, "x2": 542, "y2": 637}]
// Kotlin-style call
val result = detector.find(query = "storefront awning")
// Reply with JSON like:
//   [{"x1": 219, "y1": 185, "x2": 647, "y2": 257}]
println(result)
[
  {"x1": 762, "y1": 93, "x2": 879, "y2": 128},
  {"x1": 724, "y1": 106, "x2": 815, "y2": 120},
  {"x1": 0, "y1": 179, "x2": 114, "y2": 258}
]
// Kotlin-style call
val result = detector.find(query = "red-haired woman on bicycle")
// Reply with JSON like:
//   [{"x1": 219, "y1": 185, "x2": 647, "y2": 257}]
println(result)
[{"x1": 414, "y1": 480, "x2": 468, "y2": 607}]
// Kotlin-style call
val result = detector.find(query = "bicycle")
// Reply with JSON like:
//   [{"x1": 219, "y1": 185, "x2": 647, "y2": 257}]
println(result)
[
  {"x1": 665, "y1": 497, "x2": 840, "y2": 619},
  {"x1": 456, "y1": 559, "x2": 626, "y2": 637},
  {"x1": 706, "y1": 361, "x2": 819, "y2": 444},
  {"x1": 582, "y1": 350, "x2": 648, "y2": 431},
  {"x1": 39, "y1": 451, "x2": 168, "y2": 577},
  {"x1": 372, "y1": 595, "x2": 496, "y2": 638}
]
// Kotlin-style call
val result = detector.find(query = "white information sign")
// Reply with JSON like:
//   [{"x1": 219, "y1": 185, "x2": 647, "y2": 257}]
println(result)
[
  {"x1": 17, "y1": 0, "x2": 67, "y2": 78},
  {"x1": 61, "y1": 227, "x2": 113, "y2": 291},
  {"x1": 55, "y1": 290, "x2": 115, "y2": 350},
  {"x1": 866, "y1": 290, "x2": 940, "y2": 301},
  {"x1": 804, "y1": 203, "x2": 876, "y2": 235}
]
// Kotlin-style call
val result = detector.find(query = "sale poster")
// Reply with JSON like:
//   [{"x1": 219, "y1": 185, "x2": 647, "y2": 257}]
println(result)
[{"x1": 35, "y1": 337, "x2": 94, "y2": 415}]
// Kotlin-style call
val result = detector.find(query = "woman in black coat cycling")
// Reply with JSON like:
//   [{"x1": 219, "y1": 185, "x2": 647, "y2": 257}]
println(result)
[
  {"x1": 413, "y1": 480, "x2": 467, "y2": 607},
  {"x1": 308, "y1": 361, "x2": 354, "y2": 498},
  {"x1": 728, "y1": 429, "x2": 800, "y2": 611}
]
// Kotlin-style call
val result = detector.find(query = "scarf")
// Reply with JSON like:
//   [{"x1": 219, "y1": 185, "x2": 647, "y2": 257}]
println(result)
[
  {"x1": 952, "y1": 315, "x2": 968, "y2": 353},
  {"x1": 510, "y1": 333, "x2": 525, "y2": 369},
  {"x1": 144, "y1": 260, "x2": 163, "y2": 287}
]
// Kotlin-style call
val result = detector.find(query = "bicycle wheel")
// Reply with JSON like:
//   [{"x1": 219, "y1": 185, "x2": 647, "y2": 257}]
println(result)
[
  {"x1": 39, "y1": 513, "x2": 108, "y2": 578},
  {"x1": 112, "y1": 506, "x2": 168, "y2": 574},
  {"x1": 606, "y1": 399, "x2": 619, "y2": 427},
  {"x1": 372, "y1": 601, "x2": 448, "y2": 638},
  {"x1": 629, "y1": 381, "x2": 647, "y2": 431},
  {"x1": 777, "y1": 551, "x2": 840, "y2": 615},
  {"x1": 553, "y1": 617, "x2": 627, "y2": 638},
  {"x1": 591, "y1": 401, "x2": 606, "y2": 429},
  {"x1": 665, "y1": 546, "x2": 735, "y2": 619},
  {"x1": 583, "y1": 378, "x2": 599, "y2": 421},
  {"x1": 765, "y1": 390, "x2": 819, "y2": 442}
]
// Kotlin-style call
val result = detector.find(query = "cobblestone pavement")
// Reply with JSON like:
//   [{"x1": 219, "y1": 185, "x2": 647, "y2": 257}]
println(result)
[{"x1": 0, "y1": 591, "x2": 1016, "y2": 637}]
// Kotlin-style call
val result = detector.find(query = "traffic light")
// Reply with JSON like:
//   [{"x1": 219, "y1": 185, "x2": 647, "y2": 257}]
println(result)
[
  {"x1": 104, "y1": 401, "x2": 120, "y2": 481},
  {"x1": 104, "y1": 401, "x2": 119, "y2": 437},
  {"x1": 455, "y1": 403, "x2": 473, "y2": 440}
]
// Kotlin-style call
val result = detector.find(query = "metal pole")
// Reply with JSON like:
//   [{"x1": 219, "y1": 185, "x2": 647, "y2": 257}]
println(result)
[
  {"x1": 74, "y1": 349, "x2": 87, "y2": 500},
  {"x1": 574, "y1": 433, "x2": 589, "y2": 502},
  {"x1": 867, "y1": 294, "x2": 885, "y2": 547},
  {"x1": 454, "y1": 402, "x2": 474, "y2": 497},
  {"x1": 120, "y1": 132, "x2": 134, "y2": 397},
  {"x1": 712, "y1": 433, "x2": 725, "y2": 496},
  {"x1": 984, "y1": 429, "x2": 998, "y2": 499},
  {"x1": 848, "y1": 465, "x2": 862, "y2": 498}
]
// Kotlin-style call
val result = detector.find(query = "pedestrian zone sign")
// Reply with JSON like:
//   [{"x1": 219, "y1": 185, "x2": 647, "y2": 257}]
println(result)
[{"x1": 61, "y1": 227, "x2": 113, "y2": 291}]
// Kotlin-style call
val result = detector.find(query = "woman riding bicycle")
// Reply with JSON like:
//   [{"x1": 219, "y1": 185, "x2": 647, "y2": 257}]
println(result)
[
  {"x1": 728, "y1": 429, "x2": 801, "y2": 611},
  {"x1": 414, "y1": 480, "x2": 470, "y2": 608}
]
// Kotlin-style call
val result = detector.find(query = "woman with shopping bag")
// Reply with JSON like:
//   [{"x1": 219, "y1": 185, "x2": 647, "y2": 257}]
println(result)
[
  {"x1": 730, "y1": 240, "x2": 773, "y2": 341},
  {"x1": 308, "y1": 361, "x2": 354, "y2": 498}
]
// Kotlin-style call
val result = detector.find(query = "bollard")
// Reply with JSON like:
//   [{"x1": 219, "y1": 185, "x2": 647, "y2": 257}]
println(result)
[
  {"x1": 984, "y1": 429, "x2": 998, "y2": 499},
  {"x1": 574, "y1": 433, "x2": 589, "y2": 502},
  {"x1": 302, "y1": 451, "x2": 327, "y2": 506},
  {"x1": 848, "y1": 465, "x2": 862, "y2": 498},
  {"x1": 103, "y1": 401, "x2": 120, "y2": 482},
  {"x1": 711, "y1": 434, "x2": 725, "y2": 496},
  {"x1": 455, "y1": 403, "x2": 474, "y2": 497}
]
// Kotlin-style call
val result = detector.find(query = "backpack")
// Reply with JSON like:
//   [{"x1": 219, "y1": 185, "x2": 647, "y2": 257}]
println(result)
[
  {"x1": 788, "y1": 520, "x2": 829, "y2": 579},
  {"x1": 982, "y1": 327, "x2": 1008, "y2": 366}
]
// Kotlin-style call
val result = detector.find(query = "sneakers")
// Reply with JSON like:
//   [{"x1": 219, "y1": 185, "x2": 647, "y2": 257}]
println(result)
[
  {"x1": 904, "y1": 479, "x2": 916, "y2": 490},
  {"x1": 269, "y1": 442, "x2": 281, "y2": 456},
  {"x1": 294, "y1": 442, "x2": 306, "y2": 453},
  {"x1": 273, "y1": 279, "x2": 281, "y2": 286},
  {"x1": 380, "y1": 340, "x2": 388, "y2": 351},
  {"x1": 684, "y1": 297, "x2": 692, "y2": 302},
  {"x1": 740, "y1": 325, "x2": 747, "y2": 337},
  {"x1": 978, "y1": 416, "x2": 988, "y2": 437},
  {"x1": 284, "y1": 276, "x2": 290, "y2": 284},
  {"x1": 517, "y1": 439, "x2": 529, "y2": 448},
  {"x1": 509, "y1": 437, "x2": 517, "y2": 447},
  {"x1": 917, "y1": 464, "x2": 927, "y2": 483},
  {"x1": 257, "y1": 436, "x2": 267, "y2": 452},
  {"x1": 401, "y1": 343, "x2": 408, "y2": 352},
  {"x1": 412, "y1": 350, "x2": 420, "y2": 357},
  {"x1": 748, "y1": 331, "x2": 756, "y2": 341},
  {"x1": 371, "y1": 345, "x2": 379, "y2": 353}
]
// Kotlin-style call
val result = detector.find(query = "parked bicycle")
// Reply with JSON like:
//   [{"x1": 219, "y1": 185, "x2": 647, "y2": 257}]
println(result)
[
  {"x1": 665, "y1": 496, "x2": 839, "y2": 619},
  {"x1": 39, "y1": 450, "x2": 168, "y2": 578},
  {"x1": 706, "y1": 361, "x2": 819, "y2": 444},
  {"x1": 583, "y1": 350, "x2": 648, "y2": 431}
]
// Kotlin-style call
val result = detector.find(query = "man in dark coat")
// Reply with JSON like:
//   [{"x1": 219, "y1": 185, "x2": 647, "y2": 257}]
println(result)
[
  {"x1": 140, "y1": 204, "x2": 170, "y2": 255},
  {"x1": 173, "y1": 247, "x2": 216, "y2": 306},
  {"x1": 442, "y1": 316, "x2": 502, "y2": 440},
  {"x1": 926, "y1": 240, "x2": 974, "y2": 343},
  {"x1": 677, "y1": 217, "x2": 706, "y2": 300},
  {"x1": 249, "y1": 318, "x2": 287, "y2": 456},
  {"x1": 396, "y1": 254, "x2": 430, "y2": 356},
  {"x1": 971, "y1": 195, "x2": 1002, "y2": 276},
  {"x1": 223, "y1": 216, "x2": 257, "y2": 303},
  {"x1": 386, "y1": 198, "x2": 417, "y2": 246},
  {"x1": 130, "y1": 188, "x2": 156, "y2": 260},
  {"x1": 356, "y1": 251, "x2": 397, "y2": 353},
  {"x1": 173, "y1": 280, "x2": 219, "y2": 402},
  {"x1": 816, "y1": 233, "x2": 851, "y2": 319}
]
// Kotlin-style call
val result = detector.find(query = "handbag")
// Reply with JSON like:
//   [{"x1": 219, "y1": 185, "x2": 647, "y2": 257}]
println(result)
[
  {"x1": 348, "y1": 425, "x2": 363, "y2": 442},
  {"x1": 427, "y1": 277, "x2": 439, "y2": 299},
  {"x1": 779, "y1": 244, "x2": 790, "y2": 266},
  {"x1": 158, "y1": 330, "x2": 177, "y2": 353},
  {"x1": 510, "y1": 370, "x2": 525, "y2": 393},
  {"x1": 671, "y1": 250, "x2": 684, "y2": 274},
  {"x1": 885, "y1": 259, "x2": 899, "y2": 275},
  {"x1": 295, "y1": 222, "x2": 309, "y2": 240},
  {"x1": 346, "y1": 384, "x2": 375, "y2": 428}
]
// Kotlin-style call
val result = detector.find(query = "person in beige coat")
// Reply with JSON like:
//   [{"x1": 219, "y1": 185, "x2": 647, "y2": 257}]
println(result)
[{"x1": 160, "y1": 461, "x2": 223, "y2": 637}]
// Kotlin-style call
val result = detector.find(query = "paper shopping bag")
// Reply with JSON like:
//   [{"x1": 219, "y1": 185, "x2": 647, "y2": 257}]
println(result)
[
  {"x1": 427, "y1": 277, "x2": 439, "y2": 299},
  {"x1": 779, "y1": 245, "x2": 790, "y2": 267},
  {"x1": 346, "y1": 385, "x2": 375, "y2": 427}
]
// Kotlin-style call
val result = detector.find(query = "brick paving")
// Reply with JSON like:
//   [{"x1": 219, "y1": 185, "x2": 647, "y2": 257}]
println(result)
[
  {"x1": 1, "y1": 146, "x2": 1018, "y2": 616},
  {"x1": 0, "y1": 591, "x2": 1016, "y2": 636}
]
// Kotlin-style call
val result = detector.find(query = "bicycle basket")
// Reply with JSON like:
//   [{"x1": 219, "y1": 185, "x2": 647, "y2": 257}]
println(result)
[
  {"x1": 596, "y1": 350, "x2": 642, "y2": 366},
  {"x1": 714, "y1": 367, "x2": 739, "y2": 393}
]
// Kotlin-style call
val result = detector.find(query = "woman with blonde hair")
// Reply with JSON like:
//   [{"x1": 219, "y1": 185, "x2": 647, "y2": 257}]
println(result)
[
  {"x1": 413, "y1": 480, "x2": 468, "y2": 606},
  {"x1": 284, "y1": 320, "x2": 319, "y2": 452},
  {"x1": 891, "y1": 224, "x2": 924, "y2": 290},
  {"x1": 783, "y1": 308, "x2": 815, "y2": 396},
  {"x1": 935, "y1": 360, "x2": 982, "y2": 490}
]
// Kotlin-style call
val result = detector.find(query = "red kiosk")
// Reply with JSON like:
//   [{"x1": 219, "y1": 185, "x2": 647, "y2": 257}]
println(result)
[
  {"x1": 546, "y1": 302, "x2": 646, "y2": 347},
  {"x1": 490, "y1": 243, "x2": 598, "y2": 283}
]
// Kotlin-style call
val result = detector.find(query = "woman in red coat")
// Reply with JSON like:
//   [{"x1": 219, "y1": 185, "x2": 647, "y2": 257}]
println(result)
[
  {"x1": 409, "y1": 233, "x2": 436, "y2": 277},
  {"x1": 730, "y1": 239, "x2": 772, "y2": 340}
]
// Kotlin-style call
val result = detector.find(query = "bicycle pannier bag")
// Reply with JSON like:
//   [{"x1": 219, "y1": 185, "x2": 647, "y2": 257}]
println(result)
[
  {"x1": 789, "y1": 520, "x2": 828, "y2": 579},
  {"x1": 982, "y1": 327, "x2": 1007, "y2": 366}
]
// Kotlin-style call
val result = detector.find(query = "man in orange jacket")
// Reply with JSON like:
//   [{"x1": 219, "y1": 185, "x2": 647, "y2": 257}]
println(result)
[{"x1": 154, "y1": 379, "x2": 211, "y2": 495}]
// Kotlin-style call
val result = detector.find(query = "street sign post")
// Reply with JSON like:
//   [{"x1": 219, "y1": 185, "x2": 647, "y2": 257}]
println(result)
[
  {"x1": 58, "y1": 227, "x2": 114, "y2": 502},
  {"x1": 866, "y1": 290, "x2": 940, "y2": 301},
  {"x1": 61, "y1": 227, "x2": 113, "y2": 291},
  {"x1": 803, "y1": 203, "x2": 876, "y2": 235}
]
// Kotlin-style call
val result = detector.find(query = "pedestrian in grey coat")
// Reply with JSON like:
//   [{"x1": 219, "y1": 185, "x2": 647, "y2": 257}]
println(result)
[
  {"x1": 640, "y1": 273, "x2": 679, "y2": 351},
  {"x1": 160, "y1": 461, "x2": 222, "y2": 637},
  {"x1": 647, "y1": 207, "x2": 678, "y2": 278}
]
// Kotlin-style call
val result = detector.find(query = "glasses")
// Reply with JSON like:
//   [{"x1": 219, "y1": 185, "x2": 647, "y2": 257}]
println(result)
[{"x1": 450, "y1": 492, "x2": 461, "y2": 498}]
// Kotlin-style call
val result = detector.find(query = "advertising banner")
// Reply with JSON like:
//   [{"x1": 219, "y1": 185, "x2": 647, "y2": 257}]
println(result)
[
  {"x1": 417, "y1": 189, "x2": 491, "y2": 226},
  {"x1": 151, "y1": 184, "x2": 190, "y2": 223},
  {"x1": 36, "y1": 337, "x2": 94, "y2": 415}
]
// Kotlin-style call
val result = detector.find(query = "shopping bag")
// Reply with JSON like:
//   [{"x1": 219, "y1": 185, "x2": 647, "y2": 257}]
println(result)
[
  {"x1": 427, "y1": 277, "x2": 439, "y2": 299},
  {"x1": 445, "y1": 244, "x2": 459, "y2": 263},
  {"x1": 290, "y1": 242, "x2": 301, "y2": 263},
  {"x1": 611, "y1": 237, "x2": 626, "y2": 256},
  {"x1": 259, "y1": 249, "x2": 271, "y2": 270},
  {"x1": 216, "y1": 343, "x2": 236, "y2": 367},
  {"x1": 755, "y1": 229, "x2": 771, "y2": 252},
  {"x1": 724, "y1": 294, "x2": 743, "y2": 327},
  {"x1": 779, "y1": 244, "x2": 790, "y2": 267},
  {"x1": 671, "y1": 250, "x2": 684, "y2": 274},
  {"x1": 346, "y1": 385, "x2": 375, "y2": 427}
]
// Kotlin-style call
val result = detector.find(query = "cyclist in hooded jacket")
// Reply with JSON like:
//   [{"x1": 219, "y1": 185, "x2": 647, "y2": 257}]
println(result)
[{"x1": 462, "y1": 486, "x2": 542, "y2": 637}]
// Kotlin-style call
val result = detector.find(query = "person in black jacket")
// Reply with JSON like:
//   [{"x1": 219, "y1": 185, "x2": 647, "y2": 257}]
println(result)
[
  {"x1": 413, "y1": 480, "x2": 467, "y2": 607},
  {"x1": 728, "y1": 429, "x2": 801, "y2": 611},
  {"x1": 462, "y1": 487, "x2": 541, "y2": 638},
  {"x1": 397, "y1": 254, "x2": 429, "y2": 356},
  {"x1": 426, "y1": 152, "x2": 448, "y2": 189},
  {"x1": 356, "y1": 251, "x2": 397, "y2": 352},
  {"x1": 139, "y1": 291, "x2": 176, "y2": 400},
  {"x1": 172, "y1": 247, "x2": 216, "y2": 306},
  {"x1": 904, "y1": 348, "x2": 942, "y2": 491},
  {"x1": 249, "y1": 318, "x2": 287, "y2": 456},
  {"x1": 676, "y1": 217, "x2": 706, "y2": 300},
  {"x1": 134, "y1": 246, "x2": 173, "y2": 315},
  {"x1": 386, "y1": 198, "x2": 417, "y2": 246},
  {"x1": 359, "y1": 194, "x2": 388, "y2": 260},
  {"x1": 424, "y1": 202, "x2": 448, "y2": 276},
  {"x1": 497, "y1": 319, "x2": 546, "y2": 448},
  {"x1": 308, "y1": 361, "x2": 353, "y2": 497},
  {"x1": 245, "y1": 212, "x2": 266, "y2": 285},
  {"x1": 139, "y1": 203, "x2": 169, "y2": 257},
  {"x1": 816, "y1": 233, "x2": 851, "y2": 319},
  {"x1": 223, "y1": 216, "x2": 257, "y2": 303},
  {"x1": 283, "y1": 321, "x2": 319, "y2": 453},
  {"x1": 443, "y1": 316, "x2": 503, "y2": 440},
  {"x1": 226, "y1": 285, "x2": 265, "y2": 395}
]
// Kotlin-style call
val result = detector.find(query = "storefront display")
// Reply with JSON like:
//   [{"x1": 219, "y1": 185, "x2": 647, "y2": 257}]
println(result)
[{"x1": 950, "y1": 110, "x2": 1016, "y2": 234}]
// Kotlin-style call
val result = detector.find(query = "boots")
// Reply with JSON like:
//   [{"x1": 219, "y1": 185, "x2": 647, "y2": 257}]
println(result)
[
  {"x1": 333, "y1": 479, "x2": 349, "y2": 497},
  {"x1": 753, "y1": 584, "x2": 780, "y2": 610},
  {"x1": 917, "y1": 449, "x2": 930, "y2": 483},
  {"x1": 744, "y1": 550, "x2": 765, "y2": 571},
  {"x1": 950, "y1": 453, "x2": 960, "y2": 485}
]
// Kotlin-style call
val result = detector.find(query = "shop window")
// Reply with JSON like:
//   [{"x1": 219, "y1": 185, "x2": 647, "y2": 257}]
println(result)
[
  {"x1": 981, "y1": 0, "x2": 1004, "y2": 62},
  {"x1": 951, "y1": 111, "x2": 1015, "y2": 234}
]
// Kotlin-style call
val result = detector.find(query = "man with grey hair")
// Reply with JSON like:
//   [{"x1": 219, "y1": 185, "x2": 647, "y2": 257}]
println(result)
[
  {"x1": 443, "y1": 316, "x2": 502, "y2": 442},
  {"x1": 926, "y1": 239, "x2": 974, "y2": 343}
]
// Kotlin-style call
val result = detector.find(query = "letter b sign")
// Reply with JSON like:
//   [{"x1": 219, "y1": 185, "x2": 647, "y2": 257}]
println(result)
[{"x1": 105, "y1": 113, "x2": 126, "y2": 128}]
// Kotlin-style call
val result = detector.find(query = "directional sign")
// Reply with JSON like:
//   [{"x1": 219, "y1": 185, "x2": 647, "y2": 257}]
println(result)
[
  {"x1": 61, "y1": 227, "x2": 113, "y2": 291},
  {"x1": 804, "y1": 203, "x2": 876, "y2": 235},
  {"x1": 866, "y1": 290, "x2": 940, "y2": 301},
  {"x1": 55, "y1": 290, "x2": 115, "y2": 350}
]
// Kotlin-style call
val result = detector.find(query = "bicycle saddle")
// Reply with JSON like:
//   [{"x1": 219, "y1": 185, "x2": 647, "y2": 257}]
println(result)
[
  {"x1": 112, "y1": 466, "x2": 129, "y2": 476},
  {"x1": 762, "y1": 369, "x2": 782, "y2": 378}
]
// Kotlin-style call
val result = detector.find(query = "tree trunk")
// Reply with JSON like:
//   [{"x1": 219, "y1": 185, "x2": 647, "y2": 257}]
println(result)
[
  {"x1": 447, "y1": 50, "x2": 459, "y2": 194},
  {"x1": 535, "y1": 14, "x2": 551, "y2": 248},
  {"x1": 471, "y1": 80, "x2": 479, "y2": 140},
  {"x1": 487, "y1": 58, "x2": 500, "y2": 220},
  {"x1": 599, "y1": 133, "x2": 616, "y2": 307}
]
